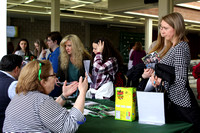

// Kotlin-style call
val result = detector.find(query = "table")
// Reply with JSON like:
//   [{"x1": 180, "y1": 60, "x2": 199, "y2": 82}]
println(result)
[{"x1": 68, "y1": 99, "x2": 194, "y2": 133}]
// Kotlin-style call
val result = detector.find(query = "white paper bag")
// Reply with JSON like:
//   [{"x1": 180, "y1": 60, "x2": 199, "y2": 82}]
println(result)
[{"x1": 136, "y1": 91, "x2": 165, "y2": 125}]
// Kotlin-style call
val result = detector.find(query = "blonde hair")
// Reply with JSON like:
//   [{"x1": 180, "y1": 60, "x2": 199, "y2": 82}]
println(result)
[
  {"x1": 59, "y1": 34, "x2": 91, "y2": 70},
  {"x1": 16, "y1": 60, "x2": 52, "y2": 94},
  {"x1": 149, "y1": 33, "x2": 172, "y2": 58},
  {"x1": 161, "y1": 12, "x2": 188, "y2": 46}
]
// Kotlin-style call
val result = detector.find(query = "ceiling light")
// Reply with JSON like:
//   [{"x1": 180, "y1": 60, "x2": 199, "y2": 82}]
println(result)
[
  {"x1": 104, "y1": 13, "x2": 134, "y2": 19},
  {"x1": 176, "y1": 3, "x2": 200, "y2": 10},
  {"x1": 190, "y1": 24, "x2": 200, "y2": 28},
  {"x1": 71, "y1": 0, "x2": 94, "y2": 4},
  {"x1": 124, "y1": 11, "x2": 158, "y2": 18},
  {"x1": 186, "y1": 27, "x2": 200, "y2": 31},
  {"x1": 101, "y1": 16, "x2": 114, "y2": 20},
  {"x1": 140, "y1": 18, "x2": 145, "y2": 20},
  {"x1": 60, "y1": 14, "x2": 84, "y2": 18},
  {"x1": 185, "y1": 19, "x2": 200, "y2": 24},
  {"x1": 27, "y1": 11, "x2": 50, "y2": 14},
  {"x1": 24, "y1": 0, "x2": 34, "y2": 4},
  {"x1": 120, "y1": 20, "x2": 144, "y2": 25},
  {"x1": 70, "y1": 4, "x2": 86, "y2": 9}
]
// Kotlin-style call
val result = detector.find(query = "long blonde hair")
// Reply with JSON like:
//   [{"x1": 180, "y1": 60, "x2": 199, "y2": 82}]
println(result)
[
  {"x1": 60, "y1": 34, "x2": 91, "y2": 70},
  {"x1": 16, "y1": 60, "x2": 52, "y2": 94},
  {"x1": 149, "y1": 33, "x2": 172, "y2": 58},
  {"x1": 161, "y1": 12, "x2": 188, "y2": 46}
]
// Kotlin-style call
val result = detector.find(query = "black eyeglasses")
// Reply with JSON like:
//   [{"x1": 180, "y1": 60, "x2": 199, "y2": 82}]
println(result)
[{"x1": 47, "y1": 73, "x2": 56, "y2": 78}]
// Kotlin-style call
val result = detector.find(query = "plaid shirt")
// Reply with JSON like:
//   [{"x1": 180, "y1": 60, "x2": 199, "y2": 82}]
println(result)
[{"x1": 90, "y1": 53, "x2": 118, "y2": 90}]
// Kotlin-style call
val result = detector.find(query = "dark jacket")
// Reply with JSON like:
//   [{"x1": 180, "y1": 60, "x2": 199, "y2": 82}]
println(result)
[{"x1": 0, "y1": 71, "x2": 16, "y2": 130}]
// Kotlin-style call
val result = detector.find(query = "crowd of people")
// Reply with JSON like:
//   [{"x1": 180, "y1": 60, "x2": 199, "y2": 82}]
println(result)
[{"x1": 0, "y1": 12, "x2": 200, "y2": 133}]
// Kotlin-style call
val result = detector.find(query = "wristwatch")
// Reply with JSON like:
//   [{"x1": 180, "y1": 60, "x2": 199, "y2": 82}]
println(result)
[{"x1": 61, "y1": 94, "x2": 68, "y2": 101}]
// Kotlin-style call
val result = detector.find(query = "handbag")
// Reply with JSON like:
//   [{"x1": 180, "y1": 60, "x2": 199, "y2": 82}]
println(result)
[{"x1": 155, "y1": 63, "x2": 175, "y2": 85}]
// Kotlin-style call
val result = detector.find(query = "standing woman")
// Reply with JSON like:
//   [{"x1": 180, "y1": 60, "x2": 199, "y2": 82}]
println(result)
[
  {"x1": 14, "y1": 38, "x2": 34, "y2": 60},
  {"x1": 57, "y1": 34, "x2": 92, "y2": 84},
  {"x1": 151, "y1": 12, "x2": 200, "y2": 132},
  {"x1": 130, "y1": 41, "x2": 146, "y2": 66},
  {"x1": 86, "y1": 38, "x2": 123, "y2": 99}
]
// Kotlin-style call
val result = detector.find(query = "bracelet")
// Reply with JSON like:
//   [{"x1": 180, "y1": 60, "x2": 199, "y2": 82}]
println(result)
[
  {"x1": 77, "y1": 117, "x2": 86, "y2": 125},
  {"x1": 60, "y1": 94, "x2": 67, "y2": 101}
]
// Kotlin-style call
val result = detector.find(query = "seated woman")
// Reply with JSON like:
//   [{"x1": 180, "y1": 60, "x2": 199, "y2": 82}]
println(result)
[
  {"x1": 86, "y1": 38, "x2": 123, "y2": 99},
  {"x1": 3, "y1": 60, "x2": 88, "y2": 132},
  {"x1": 56, "y1": 34, "x2": 92, "y2": 97}
]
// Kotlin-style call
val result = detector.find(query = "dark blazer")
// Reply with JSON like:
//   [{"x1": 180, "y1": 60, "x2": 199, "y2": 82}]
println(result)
[{"x1": 0, "y1": 71, "x2": 16, "y2": 130}]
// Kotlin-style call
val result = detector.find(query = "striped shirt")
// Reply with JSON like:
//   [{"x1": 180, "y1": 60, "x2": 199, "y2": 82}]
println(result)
[
  {"x1": 160, "y1": 41, "x2": 191, "y2": 107},
  {"x1": 90, "y1": 53, "x2": 118, "y2": 90},
  {"x1": 3, "y1": 91, "x2": 85, "y2": 132}
]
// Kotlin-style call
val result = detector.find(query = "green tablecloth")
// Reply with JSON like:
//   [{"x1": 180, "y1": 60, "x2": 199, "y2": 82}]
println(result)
[
  {"x1": 77, "y1": 116, "x2": 193, "y2": 133},
  {"x1": 67, "y1": 99, "x2": 194, "y2": 133}
]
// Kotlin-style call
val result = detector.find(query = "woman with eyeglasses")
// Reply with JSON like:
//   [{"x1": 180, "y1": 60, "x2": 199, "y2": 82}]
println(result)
[
  {"x1": 151, "y1": 12, "x2": 200, "y2": 132},
  {"x1": 3, "y1": 60, "x2": 88, "y2": 132}
]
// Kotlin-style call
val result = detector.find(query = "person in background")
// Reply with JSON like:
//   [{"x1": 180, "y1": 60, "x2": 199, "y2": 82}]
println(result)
[
  {"x1": 151, "y1": 12, "x2": 200, "y2": 133},
  {"x1": 57, "y1": 34, "x2": 92, "y2": 83},
  {"x1": 192, "y1": 62, "x2": 200, "y2": 100},
  {"x1": 3, "y1": 60, "x2": 88, "y2": 132},
  {"x1": 130, "y1": 41, "x2": 146, "y2": 66},
  {"x1": 128, "y1": 42, "x2": 146, "y2": 87},
  {"x1": 86, "y1": 37, "x2": 123, "y2": 99},
  {"x1": 128, "y1": 43, "x2": 134, "y2": 70},
  {"x1": 7, "y1": 42, "x2": 14, "y2": 54},
  {"x1": 0, "y1": 54, "x2": 23, "y2": 131},
  {"x1": 42, "y1": 31, "x2": 62, "y2": 73},
  {"x1": 34, "y1": 39, "x2": 51, "y2": 60},
  {"x1": 14, "y1": 38, "x2": 35, "y2": 60},
  {"x1": 56, "y1": 34, "x2": 92, "y2": 97}
]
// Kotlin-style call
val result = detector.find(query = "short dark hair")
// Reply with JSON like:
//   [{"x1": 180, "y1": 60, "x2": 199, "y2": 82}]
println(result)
[
  {"x1": 0, "y1": 54, "x2": 23, "y2": 72},
  {"x1": 46, "y1": 31, "x2": 62, "y2": 45}
]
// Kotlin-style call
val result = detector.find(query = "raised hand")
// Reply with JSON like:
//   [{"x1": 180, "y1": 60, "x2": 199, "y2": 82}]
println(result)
[
  {"x1": 96, "y1": 40, "x2": 104, "y2": 53},
  {"x1": 78, "y1": 74, "x2": 88, "y2": 95},
  {"x1": 62, "y1": 81, "x2": 78, "y2": 97},
  {"x1": 41, "y1": 48, "x2": 47, "y2": 58}
]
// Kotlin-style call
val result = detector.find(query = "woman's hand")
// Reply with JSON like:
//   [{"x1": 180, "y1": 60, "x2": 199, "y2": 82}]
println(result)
[
  {"x1": 73, "y1": 74, "x2": 88, "y2": 113},
  {"x1": 150, "y1": 73, "x2": 162, "y2": 88},
  {"x1": 96, "y1": 40, "x2": 104, "y2": 53},
  {"x1": 142, "y1": 68, "x2": 154, "y2": 79},
  {"x1": 62, "y1": 81, "x2": 78, "y2": 97},
  {"x1": 41, "y1": 48, "x2": 47, "y2": 58},
  {"x1": 78, "y1": 74, "x2": 88, "y2": 95}
]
